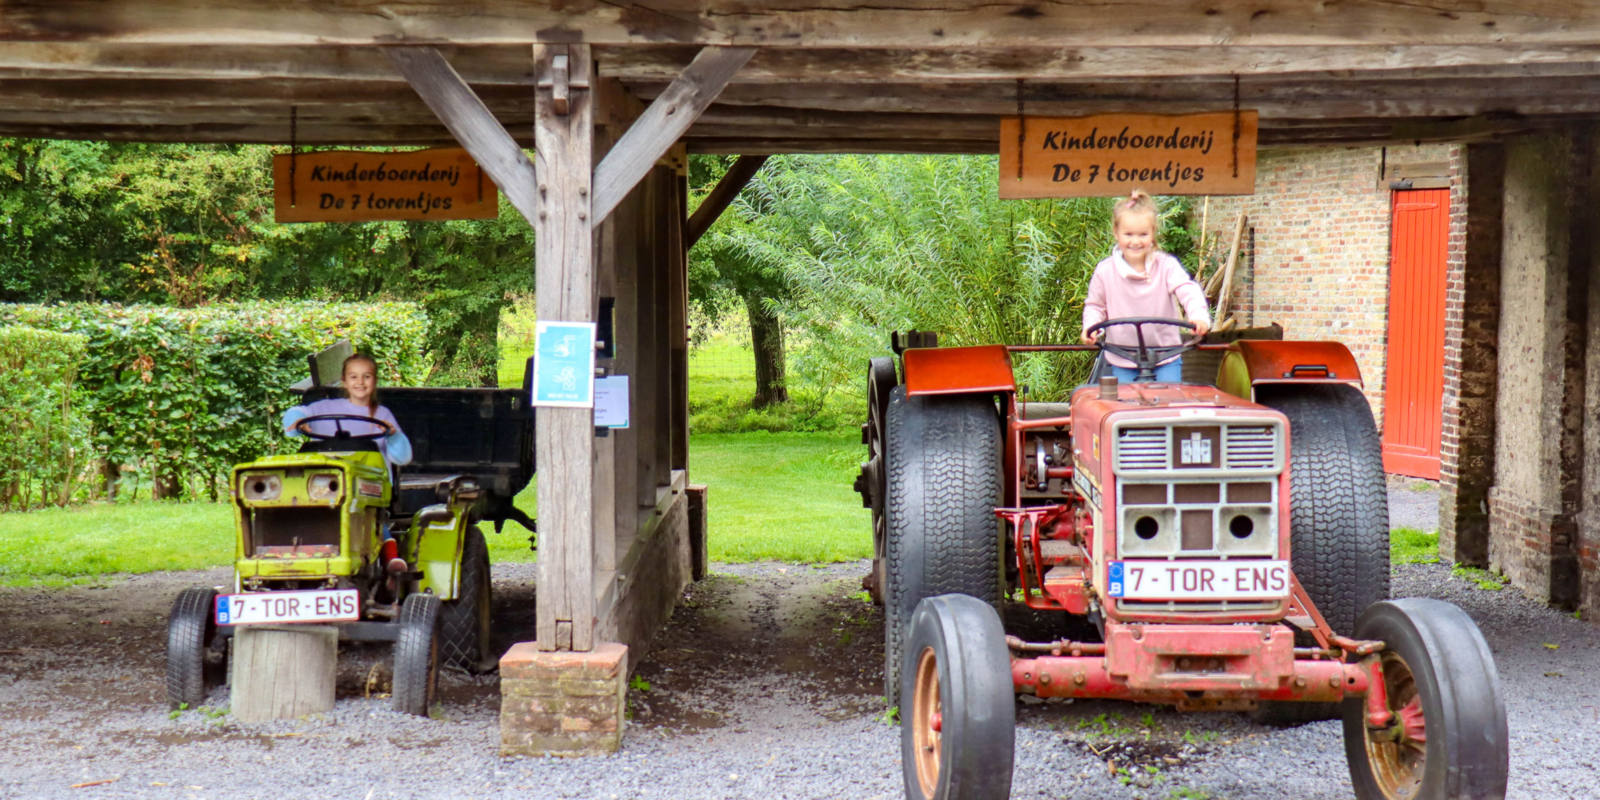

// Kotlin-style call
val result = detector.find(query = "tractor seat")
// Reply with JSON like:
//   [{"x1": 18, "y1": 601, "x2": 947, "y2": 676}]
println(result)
[
  {"x1": 1018, "y1": 402, "x2": 1074, "y2": 421},
  {"x1": 393, "y1": 473, "x2": 473, "y2": 516}
]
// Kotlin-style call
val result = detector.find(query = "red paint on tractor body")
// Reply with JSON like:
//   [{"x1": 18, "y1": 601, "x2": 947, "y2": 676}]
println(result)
[{"x1": 902, "y1": 345, "x2": 1015, "y2": 396}]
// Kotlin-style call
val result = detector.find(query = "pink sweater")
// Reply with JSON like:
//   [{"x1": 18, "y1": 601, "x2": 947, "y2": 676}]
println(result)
[{"x1": 1082, "y1": 249, "x2": 1211, "y2": 367}]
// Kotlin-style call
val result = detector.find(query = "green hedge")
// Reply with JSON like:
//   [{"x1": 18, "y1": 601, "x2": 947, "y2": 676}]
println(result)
[
  {"x1": 1, "y1": 302, "x2": 430, "y2": 502},
  {"x1": 0, "y1": 326, "x2": 91, "y2": 510}
]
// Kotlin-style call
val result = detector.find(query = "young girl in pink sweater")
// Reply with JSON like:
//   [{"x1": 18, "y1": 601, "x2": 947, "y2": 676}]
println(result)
[{"x1": 1080, "y1": 189, "x2": 1211, "y2": 383}]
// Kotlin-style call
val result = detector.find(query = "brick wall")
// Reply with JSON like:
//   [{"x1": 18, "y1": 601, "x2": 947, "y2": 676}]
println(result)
[
  {"x1": 1440, "y1": 144, "x2": 1501, "y2": 567},
  {"x1": 1201, "y1": 144, "x2": 1456, "y2": 425}
]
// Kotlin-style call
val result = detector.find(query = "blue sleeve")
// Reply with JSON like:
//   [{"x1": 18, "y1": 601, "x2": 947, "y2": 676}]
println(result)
[
  {"x1": 282, "y1": 406, "x2": 311, "y2": 436},
  {"x1": 386, "y1": 430, "x2": 414, "y2": 466}
]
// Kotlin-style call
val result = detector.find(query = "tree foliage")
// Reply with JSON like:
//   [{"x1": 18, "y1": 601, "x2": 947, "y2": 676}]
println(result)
[
  {"x1": 708, "y1": 154, "x2": 1195, "y2": 403},
  {"x1": 0, "y1": 139, "x2": 535, "y2": 385},
  {"x1": 0, "y1": 326, "x2": 91, "y2": 510}
]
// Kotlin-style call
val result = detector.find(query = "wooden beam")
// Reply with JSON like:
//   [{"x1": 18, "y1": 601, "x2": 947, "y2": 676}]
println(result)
[
  {"x1": 387, "y1": 47, "x2": 539, "y2": 227},
  {"x1": 686, "y1": 155, "x2": 766, "y2": 248},
  {"x1": 533, "y1": 42, "x2": 597, "y2": 653},
  {"x1": 591, "y1": 46, "x2": 753, "y2": 227},
  {"x1": 601, "y1": 44, "x2": 1600, "y2": 84},
  {"x1": 10, "y1": 2, "x2": 1600, "y2": 49},
  {"x1": 16, "y1": 42, "x2": 1600, "y2": 86}
]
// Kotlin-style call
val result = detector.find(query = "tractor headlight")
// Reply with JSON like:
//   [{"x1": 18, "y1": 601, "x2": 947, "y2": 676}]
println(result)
[
  {"x1": 307, "y1": 473, "x2": 343, "y2": 501},
  {"x1": 240, "y1": 472, "x2": 282, "y2": 501}
]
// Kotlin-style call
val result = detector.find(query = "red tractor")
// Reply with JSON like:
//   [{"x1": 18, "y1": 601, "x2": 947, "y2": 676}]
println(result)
[{"x1": 857, "y1": 320, "x2": 1508, "y2": 800}]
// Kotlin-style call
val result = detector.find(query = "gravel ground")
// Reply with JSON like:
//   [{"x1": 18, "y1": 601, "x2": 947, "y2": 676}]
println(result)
[
  {"x1": 0, "y1": 487, "x2": 1593, "y2": 799},
  {"x1": 1386, "y1": 474, "x2": 1440, "y2": 532}
]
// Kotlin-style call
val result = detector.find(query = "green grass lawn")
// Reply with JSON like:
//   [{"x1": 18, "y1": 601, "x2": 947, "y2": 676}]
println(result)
[{"x1": 693, "y1": 430, "x2": 870, "y2": 562}]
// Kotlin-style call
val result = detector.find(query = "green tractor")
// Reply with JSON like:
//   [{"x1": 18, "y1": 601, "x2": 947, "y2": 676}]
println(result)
[{"x1": 165, "y1": 343, "x2": 536, "y2": 716}]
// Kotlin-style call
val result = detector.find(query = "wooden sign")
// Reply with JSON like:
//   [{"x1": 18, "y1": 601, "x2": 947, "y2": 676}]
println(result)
[
  {"x1": 273, "y1": 147, "x2": 498, "y2": 223},
  {"x1": 999, "y1": 112, "x2": 1258, "y2": 198}
]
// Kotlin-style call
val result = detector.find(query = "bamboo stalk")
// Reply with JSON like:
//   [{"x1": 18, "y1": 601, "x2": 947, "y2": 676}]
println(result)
[
  {"x1": 1213, "y1": 212, "x2": 1248, "y2": 320},
  {"x1": 1195, "y1": 196, "x2": 1210, "y2": 283}
]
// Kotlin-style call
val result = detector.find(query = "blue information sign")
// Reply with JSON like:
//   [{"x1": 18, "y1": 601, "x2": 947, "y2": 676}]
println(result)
[{"x1": 532, "y1": 321, "x2": 597, "y2": 408}]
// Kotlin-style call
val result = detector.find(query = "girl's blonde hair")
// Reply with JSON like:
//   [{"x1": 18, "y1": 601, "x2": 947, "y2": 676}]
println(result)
[
  {"x1": 340, "y1": 353, "x2": 381, "y2": 413},
  {"x1": 1112, "y1": 189, "x2": 1160, "y2": 233}
]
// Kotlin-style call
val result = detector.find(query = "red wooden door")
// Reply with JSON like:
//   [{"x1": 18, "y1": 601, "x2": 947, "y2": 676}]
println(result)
[{"x1": 1381, "y1": 188, "x2": 1449, "y2": 479}]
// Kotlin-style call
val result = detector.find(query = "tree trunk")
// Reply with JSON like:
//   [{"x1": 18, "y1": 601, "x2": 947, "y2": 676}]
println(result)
[{"x1": 744, "y1": 294, "x2": 789, "y2": 408}]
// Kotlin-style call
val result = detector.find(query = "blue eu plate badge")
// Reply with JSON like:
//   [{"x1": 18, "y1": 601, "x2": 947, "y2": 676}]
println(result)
[
  {"x1": 216, "y1": 595, "x2": 232, "y2": 624},
  {"x1": 1108, "y1": 561, "x2": 1125, "y2": 598}
]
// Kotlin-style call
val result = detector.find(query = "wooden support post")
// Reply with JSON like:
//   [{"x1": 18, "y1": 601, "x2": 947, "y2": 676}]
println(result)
[
  {"x1": 613, "y1": 180, "x2": 642, "y2": 528},
  {"x1": 652, "y1": 165, "x2": 674, "y2": 488},
  {"x1": 686, "y1": 155, "x2": 768, "y2": 247},
  {"x1": 591, "y1": 47, "x2": 755, "y2": 227},
  {"x1": 668, "y1": 160, "x2": 690, "y2": 472},
  {"x1": 635, "y1": 172, "x2": 662, "y2": 507},
  {"x1": 593, "y1": 149, "x2": 618, "y2": 578},
  {"x1": 387, "y1": 47, "x2": 540, "y2": 229},
  {"x1": 534, "y1": 42, "x2": 597, "y2": 653},
  {"x1": 230, "y1": 626, "x2": 337, "y2": 723}
]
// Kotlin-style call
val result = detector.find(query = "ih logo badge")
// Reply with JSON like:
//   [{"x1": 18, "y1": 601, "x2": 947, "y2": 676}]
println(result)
[{"x1": 1181, "y1": 431, "x2": 1213, "y2": 465}]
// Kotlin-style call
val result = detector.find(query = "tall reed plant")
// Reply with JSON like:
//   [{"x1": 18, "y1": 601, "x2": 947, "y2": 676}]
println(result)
[{"x1": 722, "y1": 155, "x2": 1194, "y2": 404}]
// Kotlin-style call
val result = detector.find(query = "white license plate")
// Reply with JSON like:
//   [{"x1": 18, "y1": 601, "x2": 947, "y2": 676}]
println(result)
[
  {"x1": 1108, "y1": 560, "x2": 1289, "y2": 600},
  {"x1": 215, "y1": 589, "x2": 360, "y2": 625}
]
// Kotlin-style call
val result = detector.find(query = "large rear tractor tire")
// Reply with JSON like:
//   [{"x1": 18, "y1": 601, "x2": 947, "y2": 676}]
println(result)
[
  {"x1": 855, "y1": 356, "x2": 899, "y2": 605},
  {"x1": 392, "y1": 593, "x2": 441, "y2": 716},
  {"x1": 883, "y1": 387, "x2": 1003, "y2": 700},
  {"x1": 1343, "y1": 599, "x2": 1508, "y2": 800},
  {"x1": 439, "y1": 526, "x2": 494, "y2": 673},
  {"x1": 1254, "y1": 383, "x2": 1389, "y2": 724},
  {"x1": 166, "y1": 587, "x2": 223, "y2": 709},
  {"x1": 901, "y1": 594, "x2": 1015, "y2": 800}
]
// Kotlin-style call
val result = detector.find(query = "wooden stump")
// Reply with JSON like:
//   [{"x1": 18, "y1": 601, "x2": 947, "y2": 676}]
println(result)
[{"x1": 230, "y1": 625, "x2": 338, "y2": 722}]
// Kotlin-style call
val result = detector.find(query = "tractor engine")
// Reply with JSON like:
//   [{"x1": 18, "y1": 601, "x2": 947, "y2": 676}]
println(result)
[{"x1": 1013, "y1": 380, "x2": 1291, "y2": 624}]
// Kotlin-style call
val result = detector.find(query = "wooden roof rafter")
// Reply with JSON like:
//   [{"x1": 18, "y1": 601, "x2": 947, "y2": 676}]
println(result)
[{"x1": 5, "y1": 2, "x2": 1600, "y2": 151}]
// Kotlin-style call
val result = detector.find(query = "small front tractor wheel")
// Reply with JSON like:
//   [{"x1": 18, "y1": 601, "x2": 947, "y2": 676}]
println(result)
[
  {"x1": 166, "y1": 587, "x2": 222, "y2": 709},
  {"x1": 392, "y1": 592, "x2": 441, "y2": 716},
  {"x1": 1343, "y1": 599, "x2": 1508, "y2": 800},
  {"x1": 883, "y1": 387, "x2": 1003, "y2": 699},
  {"x1": 1254, "y1": 383, "x2": 1389, "y2": 724},
  {"x1": 901, "y1": 594, "x2": 1015, "y2": 800},
  {"x1": 439, "y1": 526, "x2": 493, "y2": 672}
]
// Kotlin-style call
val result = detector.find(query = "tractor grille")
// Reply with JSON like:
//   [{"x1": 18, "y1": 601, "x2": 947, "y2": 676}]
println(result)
[
  {"x1": 248, "y1": 506, "x2": 341, "y2": 556},
  {"x1": 1116, "y1": 423, "x2": 1282, "y2": 472},
  {"x1": 1224, "y1": 426, "x2": 1278, "y2": 470},
  {"x1": 1116, "y1": 428, "x2": 1169, "y2": 471}
]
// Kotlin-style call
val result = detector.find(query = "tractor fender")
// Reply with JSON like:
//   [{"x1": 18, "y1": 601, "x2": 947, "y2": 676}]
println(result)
[
  {"x1": 902, "y1": 344, "x2": 1015, "y2": 397},
  {"x1": 409, "y1": 507, "x2": 469, "y2": 601},
  {"x1": 1217, "y1": 340, "x2": 1363, "y2": 402}
]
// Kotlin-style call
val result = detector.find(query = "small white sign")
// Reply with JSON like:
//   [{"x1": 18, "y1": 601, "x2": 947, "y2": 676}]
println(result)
[
  {"x1": 594, "y1": 375, "x2": 630, "y2": 428},
  {"x1": 1180, "y1": 431, "x2": 1212, "y2": 465}
]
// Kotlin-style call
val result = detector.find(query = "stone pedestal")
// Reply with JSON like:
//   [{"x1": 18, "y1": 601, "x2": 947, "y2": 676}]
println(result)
[{"x1": 499, "y1": 641, "x2": 628, "y2": 756}]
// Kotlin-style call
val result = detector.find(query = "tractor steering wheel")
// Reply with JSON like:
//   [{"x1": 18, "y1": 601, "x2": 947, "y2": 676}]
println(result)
[
  {"x1": 1084, "y1": 317, "x2": 1204, "y2": 383},
  {"x1": 293, "y1": 413, "x2": 397, "y2": 441}
]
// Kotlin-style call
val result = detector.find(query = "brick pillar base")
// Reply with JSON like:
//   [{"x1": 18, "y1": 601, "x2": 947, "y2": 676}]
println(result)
[{"x1": 499, "y1": 641, "x2": 628, "y2": 757}]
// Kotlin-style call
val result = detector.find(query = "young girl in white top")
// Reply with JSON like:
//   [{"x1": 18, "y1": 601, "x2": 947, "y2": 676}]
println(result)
[
  {"x1": 1080, "y1": 189, "x2": 1212, "y2": 383},
  {"x1": 281, "y1": 353, "x2": 413, "y2": 467}
]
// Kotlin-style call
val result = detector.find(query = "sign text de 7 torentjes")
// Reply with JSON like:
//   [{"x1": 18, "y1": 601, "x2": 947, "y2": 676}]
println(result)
[
  {"x1": 273, "y1": 147, "x2": 499, "y2": 223},
  {"x1": 999, "y1": 112, "x2": 1257, "y2": 198}
]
